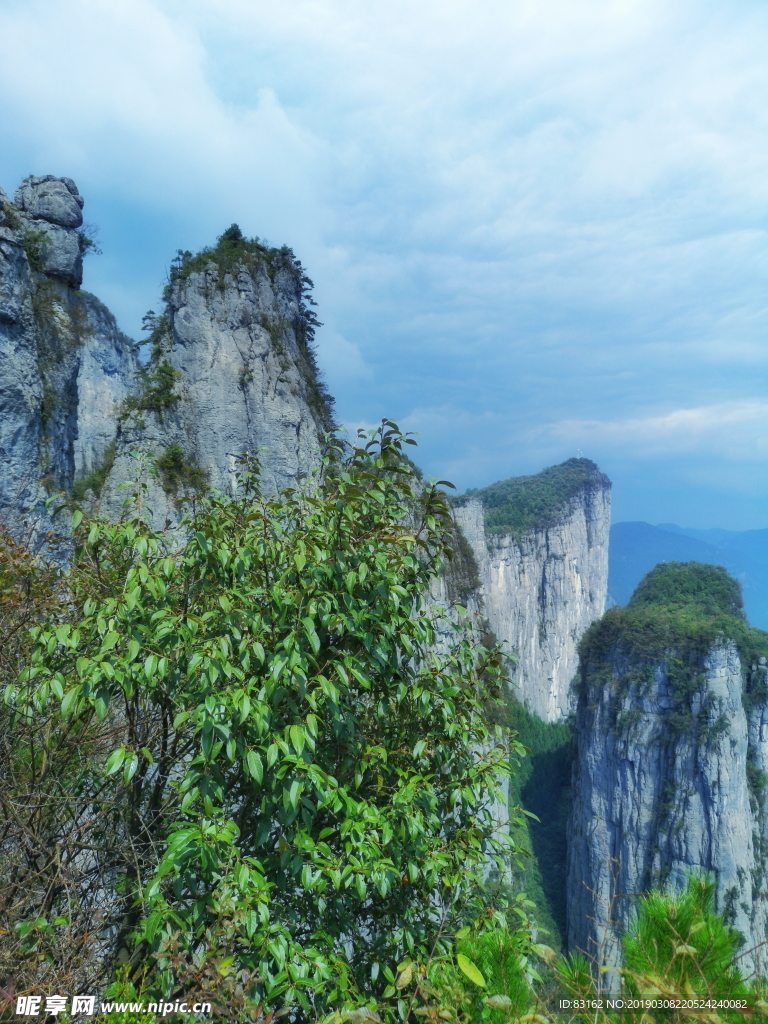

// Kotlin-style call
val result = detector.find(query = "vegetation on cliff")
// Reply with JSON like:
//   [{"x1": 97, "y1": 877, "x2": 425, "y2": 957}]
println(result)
[
  {"x1": 507, "y1": 701, "x2": 573, "y2": 952},
  {"x1": 460, "y1": 458, "x2": 610, "y2": 538},
  {"x1": 580, "y1": 562, "x2": 768, "y2": 668}
]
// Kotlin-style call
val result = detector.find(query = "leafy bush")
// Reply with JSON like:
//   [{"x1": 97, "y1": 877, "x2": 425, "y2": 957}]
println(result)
[
  {"x1": 4, "y1": 423, "x2": 523, "y2": 1019},
  {"x1": 413, "y1": 926, "x2": 542, "y2": 1024}
]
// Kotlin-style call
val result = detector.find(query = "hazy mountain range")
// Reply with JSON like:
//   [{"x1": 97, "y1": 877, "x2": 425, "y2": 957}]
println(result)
[{"x1": 609, "y1": 522, "x2": 768, "y2": 630}]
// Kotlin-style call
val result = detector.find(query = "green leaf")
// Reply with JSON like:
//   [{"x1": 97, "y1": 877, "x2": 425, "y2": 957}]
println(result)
[
  {"x1": 123, "y1": 752, "x2": 139, "y2": 785},
  {"x1": 457, "y1": 954, "x2": 485, "y2": 988},
  {"x1": 395, "y1": 963, "x2": 412, "y2": 989},
  {"x1": 60, "y1": 687, "x2": 80, "y2": 719},
  {"x1": 101, "y1": 631, "x2": 119, "y2": 652},
  {"x1": 246, "y1": 750, "x2": 263, "y2": 783},
  {"x1": 289, "y1": 724, "x2": 305, "y2": 754},
  {"x1": 484, "y1": 995, "x2": 512, "y2": 1008}
]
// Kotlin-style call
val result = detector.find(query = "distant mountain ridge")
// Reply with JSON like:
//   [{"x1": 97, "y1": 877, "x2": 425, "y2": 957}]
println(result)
[{"x1": 609, "y1": 521, "x2": 768, "y2": 630}]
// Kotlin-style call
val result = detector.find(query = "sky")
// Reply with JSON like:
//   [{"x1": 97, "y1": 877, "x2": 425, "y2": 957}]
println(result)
[{"x1": 1, "y1": 0, "x2": 767, "y2": 528}]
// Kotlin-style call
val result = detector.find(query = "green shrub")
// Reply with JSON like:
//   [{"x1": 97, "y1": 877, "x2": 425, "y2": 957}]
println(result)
[
  {"x1": 557, "y1": 874, "x2": 758, "y2": 1023},
  {"x1": 421, "y1": 927, "x2": 539, "y2": 1023},
  {"x1": 72, "y1": 444, "x2": 116, "y2": 501},
  {"x1": 23, "y1": 228, "x2": 49, "y2": 272},
  {"x1": 154, "y1": 444, "x2": 208, "y2": 495},
  {"x1": 121, "y1": 360, "x2": 181, "y2": 422},
  {"x1": 8, "y1": 423, "x2": 523, "y2": 1018},
  {"x1": 623, "y1": 875, "x2": 750, "y2": 1017}
]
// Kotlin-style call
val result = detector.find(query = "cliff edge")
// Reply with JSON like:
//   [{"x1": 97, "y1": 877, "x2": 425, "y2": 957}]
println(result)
[
  {"x1": 452, "y1": 459, "x2": 612, "y2": 722},
  {"x1": 0, "y1": 179, "x2": 334, "y2": 539},
  {"x1": 567, "y1": 562, "x2": 768, "y2": 979},
  {"x1": 0, "y1": 176, "x2": 137, "y2": 543}
]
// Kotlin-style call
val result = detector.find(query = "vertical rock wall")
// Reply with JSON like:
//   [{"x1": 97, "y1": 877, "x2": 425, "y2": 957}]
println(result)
[
  {"x1": 567, "y1": 568, "x2": 768, "y2": 980},
  {"x1": 452, "y1": 470, "x2": 611, "y2": 722},
  {"x1": 100, "y1": 245, "x2": 334, "y2": 525},
  {"x1": 0, "y1": 176, "x2": 137, "y2": 544},
  {"x1": 0, "y1": 178, "x2": 334, "y2": 538}
]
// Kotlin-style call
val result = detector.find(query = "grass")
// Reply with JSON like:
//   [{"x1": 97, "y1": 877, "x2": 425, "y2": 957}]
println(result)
[{"x1": 459, "y1": 458, "x2": 610, "y2": 538}]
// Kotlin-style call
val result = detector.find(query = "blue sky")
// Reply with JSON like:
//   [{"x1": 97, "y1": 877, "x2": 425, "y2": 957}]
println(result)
[{"x1": 1, "y1": 0, "x2": 767, "y2": 528}]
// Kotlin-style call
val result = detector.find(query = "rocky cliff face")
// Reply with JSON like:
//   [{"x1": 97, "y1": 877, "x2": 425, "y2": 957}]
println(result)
[
  {"x1": 0, "y1": 176, "x2": 137, "y2": 544},
  {"x1": 451, "y1": 460, "x2": 611, "y2": 722},
  {"x1": 0, "y1": 180, "x2": 333, "y2": 538},
  {"x1": 99, "y1": 230, "x2": 334, "y2": 526},
  {"x1": 567, "y1": 563, "x2": 768, "y2": 979}
]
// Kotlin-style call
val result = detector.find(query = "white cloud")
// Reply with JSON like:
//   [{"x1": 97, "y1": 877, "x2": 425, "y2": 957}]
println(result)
[
  {"x1": 1, "y1": 0, "x2": 768, "y2": 523},
  {"x1": 535, "y1": 400, "x2": 768, "y2": 462}
]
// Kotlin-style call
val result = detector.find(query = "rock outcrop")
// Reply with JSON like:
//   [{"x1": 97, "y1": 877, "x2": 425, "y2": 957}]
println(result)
[
  {"x1": 567, "y1": 562, "x2": 768, "y2": 980},
  {"x1": 451, "y1": 459, "x2": 611, "y2": 721},
  {"x1": 0, "y1": 181, "x2": 334, "y2": 539},
  {"x1": 100, "y1": 230, "x2": 334, "y2": 525},
  {"x1": 0, "y1": 176, "x2": 137, "y2": 545}
]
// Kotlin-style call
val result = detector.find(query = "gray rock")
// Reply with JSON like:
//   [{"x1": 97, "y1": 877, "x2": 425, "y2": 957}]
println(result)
[
  {"x1": 567, "y1": 641, "x2": 768, "y2": 984},
  {"x1": 452, "y1": 481, "x2": 611, "y2": 721},
  {"x1": 14, "y1": 175, "x2": 84, "y2": 228},
  {"x1": 0, "y1": 178, "x2": 137, "y2": 546},
  {"x1": 99, "y1": 254, "x2": 334, "y2": 526},
  {"x1": 29, "y1": 220, "x2": 84, "y2": 288},
  {"x1": 1, "y1": 176, "x2": 335, "y2": 547}
]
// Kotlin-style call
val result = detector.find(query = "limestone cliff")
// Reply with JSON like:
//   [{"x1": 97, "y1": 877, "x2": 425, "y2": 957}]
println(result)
[
  {"x1": 451, "y1": 459, "x2": 611, "y2": 722},
  {"x1": 0, "y1": 176, "x2": 137, "y2": 544},
  {"x1": 0, "y1": 180, "x2": 334, "y2": 538},
  {"x1": 567, "y1": 562, "x2": 768, "y2": 979},
  {"x1": 99, "y1": 227, "x2": 334, "y2": 525}
]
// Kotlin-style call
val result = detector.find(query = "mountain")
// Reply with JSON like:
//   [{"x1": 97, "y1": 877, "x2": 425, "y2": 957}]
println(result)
[
  {"x1": 0, "y1": 175, "x2": 138, "y2": 547},
  {"x1": 0, "y1": 176, "x2": 335, "y2": 543},
  {"x1": 568, "y1": 562, "x2": 768, "y2": 983},
  {"x1": 1, "y1": 173, "x2": 612, "y2": 728},
  {"x1": 453, "y1": 460, "x2": 612, "y2": 722},
  {"x1": 609, "y1": 521, "x2": 768, "y2": 630}
]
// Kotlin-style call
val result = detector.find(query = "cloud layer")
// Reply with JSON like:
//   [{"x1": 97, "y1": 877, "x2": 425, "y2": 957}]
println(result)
[{"x1": 1, "y1": 0, "x2": 767, "y2": 526}]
